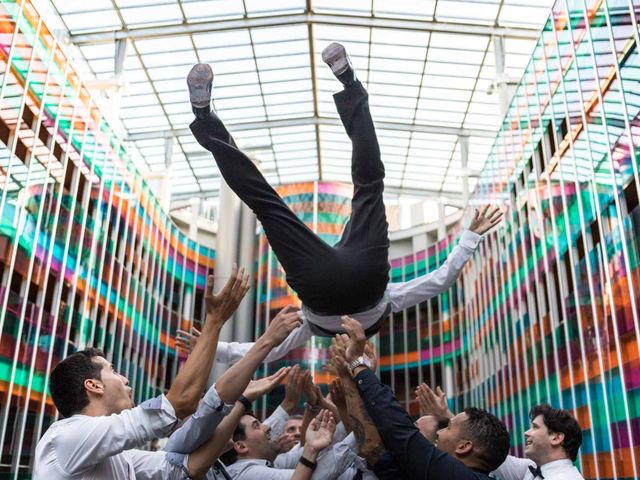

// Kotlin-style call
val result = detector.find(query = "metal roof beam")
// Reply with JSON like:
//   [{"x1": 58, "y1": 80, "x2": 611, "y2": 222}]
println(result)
[
  {"x1": 169, "y1": 185, "x2": 466, "y2": 207},
  {"x1": 69, "y1": 12, "x2": 541, "y2": 45},
  {"x1": 126, "y1": 116, "x2": 496, "y2": 142}
]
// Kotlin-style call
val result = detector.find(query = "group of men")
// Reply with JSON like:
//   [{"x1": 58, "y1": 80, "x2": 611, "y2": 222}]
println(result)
[{"x1": 33, "y1": 43, "x2": 586, "y2": 480}]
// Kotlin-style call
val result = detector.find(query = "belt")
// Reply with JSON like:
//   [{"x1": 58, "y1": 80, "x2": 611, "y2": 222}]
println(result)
[{"x1": 307, "y1": 303, "x2": 392, "y2": 338}]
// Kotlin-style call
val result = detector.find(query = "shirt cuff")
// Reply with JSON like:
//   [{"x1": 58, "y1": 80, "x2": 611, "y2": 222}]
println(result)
[
  {"x1": 354, "y1": 368, "x2": 379, "y2": 394},
  {"x1": 459, "y1": 229, "x2": 482, "y2": 250},
  {"x1": 139, "y1": 395, "x2": 180, "y2": 440},
  {"x1": 202, "y1": 384, "x2": 233, "y2": 414},
  {"x1": 161, "y1": 394, "x2": 177, "y2": 416},
  {"x1": 166, "y1": 452, "x2": 192, "y2": 480}
]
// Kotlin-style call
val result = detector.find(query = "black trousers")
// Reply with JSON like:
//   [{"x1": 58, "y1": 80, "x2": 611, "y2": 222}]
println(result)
[{"x1": 190, "y1": 81, "x2": 390, "y2": 316}]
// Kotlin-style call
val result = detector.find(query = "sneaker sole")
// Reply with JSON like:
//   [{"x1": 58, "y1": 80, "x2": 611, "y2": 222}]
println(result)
[
  {"x1": 187, "y1": 64, "x2": 213, "y2": 108},
  {"x1": 321, "y1": 42, "x2": 350, "y2": 76}
]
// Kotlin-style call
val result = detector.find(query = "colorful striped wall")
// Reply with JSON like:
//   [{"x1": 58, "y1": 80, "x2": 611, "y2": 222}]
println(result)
[
  {"x1": 378, "y1": 1, "x2": 640, "y2": 479},
  {"x1": 254, "y1": 2, "x2": 640, "y2": 479},
  {"x1": 0, "y1": 0, "x2": 215, "y2": 477}
]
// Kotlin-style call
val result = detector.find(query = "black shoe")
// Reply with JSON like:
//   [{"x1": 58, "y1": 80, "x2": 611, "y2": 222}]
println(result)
[
  {"x1": 321, "y1": 42, "x2": 356, "y2": 86},
  {"x1": 187, "y1": 63, "x2": 213, "y2": 118}
]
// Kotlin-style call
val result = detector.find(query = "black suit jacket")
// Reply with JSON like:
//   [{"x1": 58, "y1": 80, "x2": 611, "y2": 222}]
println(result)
[{"x1": 355, "y1": 368, "x2": 491, "y2": 480}]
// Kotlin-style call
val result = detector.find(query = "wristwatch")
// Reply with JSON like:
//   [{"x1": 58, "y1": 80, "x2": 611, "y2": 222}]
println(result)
[{"x1": 349, "y1": 355, "x2": 371, "y2": 373}]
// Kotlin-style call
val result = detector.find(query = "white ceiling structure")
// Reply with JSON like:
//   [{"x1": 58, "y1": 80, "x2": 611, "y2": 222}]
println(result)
[{"x1": 44, "y1": 0, "x2": 554, "y2": 214}]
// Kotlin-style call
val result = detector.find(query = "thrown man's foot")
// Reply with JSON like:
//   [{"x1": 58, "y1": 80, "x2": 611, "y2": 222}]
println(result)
[
  {"x1": 187, "y1": 63, "x2": 213, "y2": 118},
  {"x1": 322, "y1": 42, "x2": 357, "y2": 87}
]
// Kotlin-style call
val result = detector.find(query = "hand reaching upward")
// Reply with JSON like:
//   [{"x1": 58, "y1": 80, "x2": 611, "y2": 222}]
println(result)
[
  {"x1": 468, "y1": 205, "x2": 503, "y2": 235},
  {"x1": 204, "y1": 264, "x2": 250, "y2": 326}
]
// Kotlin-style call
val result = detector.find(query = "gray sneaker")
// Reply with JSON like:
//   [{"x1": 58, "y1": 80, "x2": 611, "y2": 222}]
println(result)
[
  {"x1": 321, "y1": 42, "x2": 356, "y2": 85},
  {"x1": 187, "y1": 63, "x2": 213, "y2": 109}
]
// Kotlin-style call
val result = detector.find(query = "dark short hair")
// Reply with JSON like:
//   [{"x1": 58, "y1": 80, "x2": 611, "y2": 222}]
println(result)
[
  {"x1": 49, "y1": 348, "x2": 105, "y2": 418},
  {"x1": 530, "y1": 404, "x2": 582, "y2": 461},
  {"x1": 462, "y1": 407, "x2": 510, "y2": 472},
  {"x1": 219, "y1": 413, "x2": 255, "y2": 465}
]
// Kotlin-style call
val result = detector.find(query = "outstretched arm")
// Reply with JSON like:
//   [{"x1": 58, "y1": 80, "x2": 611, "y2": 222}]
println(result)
[
  {"x1": 185, "y1": 369, "x2": 290, "y2": 479},
  {"x1": 341, "y1": 317, "x2": 472, "y2": 479},
  {"x1": 329, "y1": 333, "x2": 386, "y2": 465},
  {"x1": 387, "y1": 206, "x2": 503, "y2": 313},
  {"x1": 167, "y1": 267, "x2": 249, "y2": 419},
  {"x1": 211, "y1": 309, "x2": 312, "y2": 365},
  {"x1": 215, "y1": 305, "x2": 302, "y2": 403}
]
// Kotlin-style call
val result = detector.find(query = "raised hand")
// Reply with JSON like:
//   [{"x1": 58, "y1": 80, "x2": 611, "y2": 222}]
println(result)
[
  {"x1": 264, "y1": 305, "x2": 302, "y2": 345},
  {"x1": 328, "y1": 377, "x2": 351, "y2": 432},
  {"x1": 281, "y1": 364, "x2": 305, "y2": 413},
  {"x1": 276, "y1": 431, "x2": 298, "y2": 453},
  {"x1": 301, "y1": 370, "x2": 319, "y2": 406},
  {"x1": 175, "y1": 327, "x2": 201, "y2": 355},
  {"x1": 316, "y1": 385, "x2": 340, "y2": 422},
  {"x1": 305, "y1": 410, "x2": 336, "y2": 453},
  {"x1": 415, "y1": 384, "x2": 453, "y2": 421},
  {"x1": 243, "y1": 366, "x2": 291, "y2": 402},
  {"x1": 340, "y1": 316, "x2": 367, "y2": 363},
  {"x1": 468, "y1": 205, "x2": 503, "y2": 235},
  {"x1": 328, "y1": 378, "x2": 347, "y2": 413},
  {"x1": 329, "y1": 334, "x2": 351, "y2": 378},
  {"x1": 204, "y1": 265, "x2": 250, "y2": 326}
]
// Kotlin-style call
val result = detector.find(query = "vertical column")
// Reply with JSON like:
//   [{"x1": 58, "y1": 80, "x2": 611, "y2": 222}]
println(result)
[
  {"x1": 492, "y1": 36, "x2": 512, "y2": 117},
  {"x1": 208, "y1": 179, "x2": 241, "y2": 381},
  {"x1": 459, "y1": 135, "x2": 470, "y2": 204},
  {"x1": 110, "y1": 38, "x2": 128, "y2": 118},
  {"x1": 437, "y1": 199, "x2": 446, "y2": 239},
  {"x1": 189, "y1": 198, "x2": 200, "y2": 239},
  {"x1": 234, "y1": 202, "x2": 257, "y2": 343},
  {"x1": 161, "y1": 136, "x2": 174, "y2": 212}
]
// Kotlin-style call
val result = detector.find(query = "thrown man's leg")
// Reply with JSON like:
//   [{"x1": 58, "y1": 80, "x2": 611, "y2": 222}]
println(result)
[
  {"x1": 321, "y1": 44, "x2": 390, "y2": 310},
  {"x1": 187, "y1": 64, "x2": 333, "y2": 303}
]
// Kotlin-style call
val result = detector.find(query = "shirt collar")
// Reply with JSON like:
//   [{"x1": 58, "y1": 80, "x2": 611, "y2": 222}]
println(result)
[{"x1": 541, "y1": 458, "x2": 574, "y2": 473}]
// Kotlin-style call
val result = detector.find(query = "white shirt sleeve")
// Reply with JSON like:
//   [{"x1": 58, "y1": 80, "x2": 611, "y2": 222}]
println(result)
[
  {"x1": 272, "y1": 433, "x2": 357, "y2": 479},
  {"x1": 52, "y1": 395, "x2": 178, "y2": 475},
  {"x1": 212, "y1": 322, "x2": 313, "y2": 368},
  {"x1": 387, "y1": 229, "x2": 481, "y2": 312},
  {"x1": 164, "y1": 384, "x2": 229, "y2": 454},
  {"x1": 274, "y1": 443, "x2": 302, "y2": 469},
  {"x1": 126, "y1": 450, "x2": 189, "y2": 480},
  {"x1": 332, "y1": 421, "x2": 348, "y2": 444},
  {"x1": 309, "y1": 433, "x2": 358, "y2": 480},
  {"x1": 263, "y1": 405, "x2": 290, "y2": 439},
  {"x1": 235, "y1": 464, "x2": 296, "y2": 480},
  {"x1": 491, "y1": 455, "x2": 535, "y2": 480}
]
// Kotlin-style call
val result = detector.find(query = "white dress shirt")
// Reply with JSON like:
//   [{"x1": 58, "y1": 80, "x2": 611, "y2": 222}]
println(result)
[
  {"x1": 336, "y1": 455, "x2": 378, "y2": 480},
  {"x1": 492, "y1": 455, "x2": 585, "y2": 480},
  {"x1": 226, "y1": 433, "x2": 358, "y2": 480},
  {"x1": 34, "y1": 395, "x2": 188, "y2": 479},
  {"x1": 262, "y1": 405, "x2": 290, "y2": 440},
  {"x1": 214, "y1": 230, "x2": 481, "y2": 365},
  {"x1": 165, "y1": 383, "x2": 231, "y2": 454}
]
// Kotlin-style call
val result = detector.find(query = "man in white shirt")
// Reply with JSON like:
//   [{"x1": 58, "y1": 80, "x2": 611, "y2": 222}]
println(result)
[
  {"x1": 34, "y1": 269, "x2": 301, "y2": 479},
  {"x1": 187, "y1": 43, "x2": 504, "y2": 362},
  {"x1": 493, "y1": 404, "x2": 584, "y2": 480},
  {"x1": 222, "y1": 412, "x2": 357, "y2": 480}
]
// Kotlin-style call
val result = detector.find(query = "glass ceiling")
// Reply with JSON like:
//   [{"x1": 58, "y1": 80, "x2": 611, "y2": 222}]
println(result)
[{"x1": 43, "y1": 0, "x2": 554, "y2": 210}]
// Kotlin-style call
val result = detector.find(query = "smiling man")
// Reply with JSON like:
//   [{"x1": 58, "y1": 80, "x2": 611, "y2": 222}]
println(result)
[
  {"x1": 493, "y1": 404, "x2": 584, "y2": 480},
  {"x1": 222, "y1": 411, "x2": 355, "y2": 480},
  {"x1": 332, "y1": 316, "x2": 511, "y2": 480}
]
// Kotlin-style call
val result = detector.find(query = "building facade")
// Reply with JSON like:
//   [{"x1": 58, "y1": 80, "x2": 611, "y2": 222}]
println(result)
[
  {"x1": 0, "y1": 1, "x2": 214, "y2": 477},
  {"x1": 1, "y1": 0, "x2": 640, "y2": 479}
]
